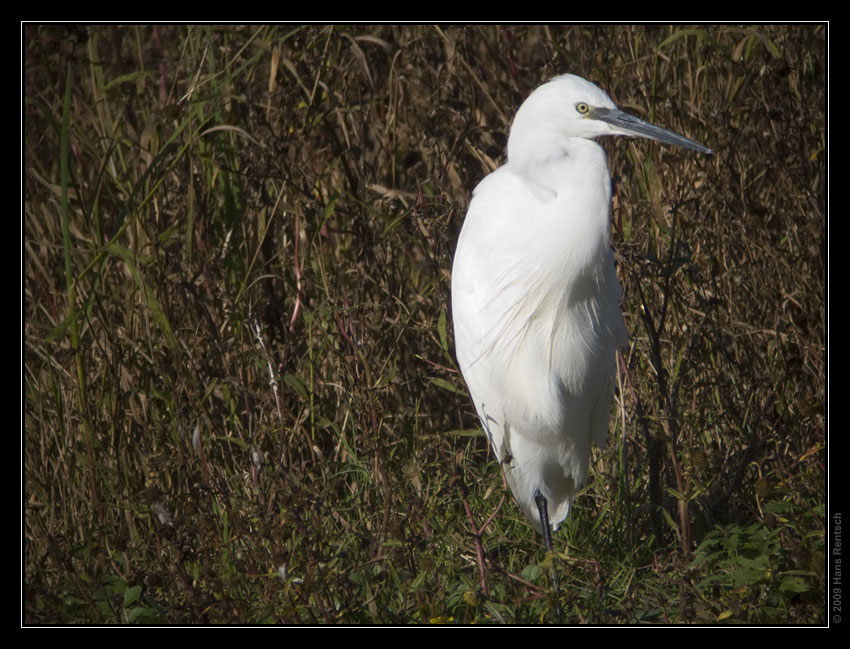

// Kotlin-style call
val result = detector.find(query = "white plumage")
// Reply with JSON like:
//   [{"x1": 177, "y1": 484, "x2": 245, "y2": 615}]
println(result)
[{"x1": 451, "y1": 74, "x2": 710, "y2": 539}]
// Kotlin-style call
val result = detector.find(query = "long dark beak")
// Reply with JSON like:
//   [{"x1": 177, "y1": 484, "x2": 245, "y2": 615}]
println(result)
[{"x1": 591, "y1": 106, "x2": 713, "y2": 154}]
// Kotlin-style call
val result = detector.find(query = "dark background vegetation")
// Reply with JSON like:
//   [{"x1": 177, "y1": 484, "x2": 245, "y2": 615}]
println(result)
[{"x1": 24, "y1": 24, "x2": 826, "y2": 624}]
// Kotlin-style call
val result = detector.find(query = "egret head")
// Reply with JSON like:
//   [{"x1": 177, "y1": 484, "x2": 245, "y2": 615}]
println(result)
[{"x1": 507, "y1": 74, "x2": 711, "y2": 169}]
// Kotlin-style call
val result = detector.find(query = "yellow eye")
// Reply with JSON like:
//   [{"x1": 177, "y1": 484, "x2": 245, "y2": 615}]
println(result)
[{"x1": 575, "y1": 102, "x2": 590, "y2": 115}]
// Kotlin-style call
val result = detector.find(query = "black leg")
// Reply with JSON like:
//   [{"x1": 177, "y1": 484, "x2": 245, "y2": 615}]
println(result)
[
  {"x1": 535, "y1": 491, "x2": 562, "y2": 621},
  {"x1": 535, "y1": 491, "x2": 553, "y2": 552}
]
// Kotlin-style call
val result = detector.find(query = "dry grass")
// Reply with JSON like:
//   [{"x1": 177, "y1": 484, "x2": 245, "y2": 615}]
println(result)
[{"x1": 24, "y1": 24, "x2": 825, "y2": 624}]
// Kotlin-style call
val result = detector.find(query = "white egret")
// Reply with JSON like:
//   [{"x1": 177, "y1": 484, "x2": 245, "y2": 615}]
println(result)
[{"x1": 451, "y1": 74, "x2": 711, "y2": 554}]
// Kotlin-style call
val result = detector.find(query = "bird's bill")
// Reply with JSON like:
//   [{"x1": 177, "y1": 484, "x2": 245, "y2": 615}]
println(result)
[{"x1": 591, "y1": 106, "x2": 713, "y2": 154}]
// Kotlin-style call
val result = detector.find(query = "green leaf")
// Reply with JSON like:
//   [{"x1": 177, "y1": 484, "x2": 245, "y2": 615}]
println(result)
[
  {"x1": 123, "y1": 585, "x2": 142, "y2": 607},
  {"x1": 779, "y1": 576, "x2": 809, "y2": 594},
  {"x1": 429, "y1": 377, "x2": 466, "y2": 396},
  {"x1": 438, "y1": 309, "x2": 449, "y2": 354},
  {"x1": 284, "y1": 374, "x2": 309, "y2": 400}
]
